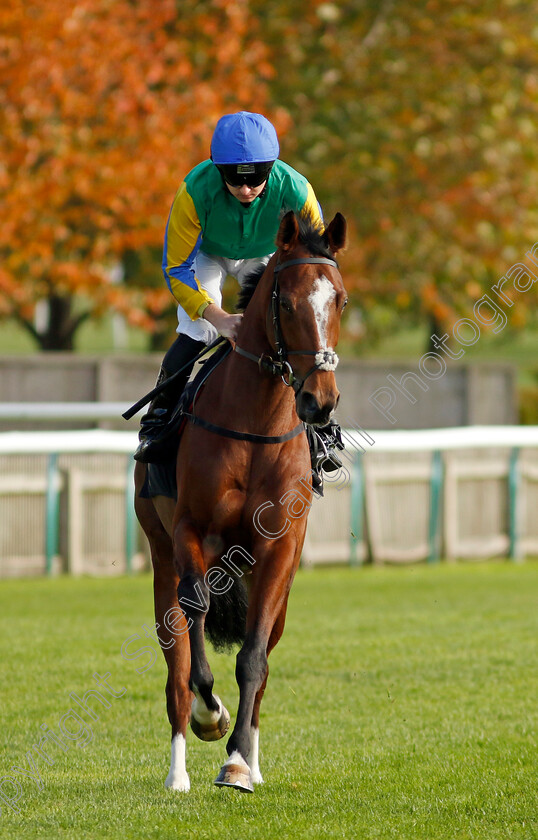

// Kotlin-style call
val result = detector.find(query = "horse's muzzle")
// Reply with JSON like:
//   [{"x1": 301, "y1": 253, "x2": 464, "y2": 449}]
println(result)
[{"x1": 296, "y1": 390, "x2": 338, "y2": 426}]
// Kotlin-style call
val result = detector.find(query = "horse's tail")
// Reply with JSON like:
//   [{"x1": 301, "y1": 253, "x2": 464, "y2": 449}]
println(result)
[{"x1": 204, "y1": 574, "x2": 248, "y2": 652}]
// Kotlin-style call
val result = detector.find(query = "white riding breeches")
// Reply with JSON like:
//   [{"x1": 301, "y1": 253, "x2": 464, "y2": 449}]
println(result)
[{"x1": 176, "y1": 252, "x2": 273, "y2": 344}]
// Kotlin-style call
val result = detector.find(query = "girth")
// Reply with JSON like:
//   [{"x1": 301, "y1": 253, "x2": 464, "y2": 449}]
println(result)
[{"x1": 183, "y1": 413, "x2": 305, "y2": 444}]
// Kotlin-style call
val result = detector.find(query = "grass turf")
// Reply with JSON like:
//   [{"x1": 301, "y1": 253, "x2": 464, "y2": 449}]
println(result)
[{"x1": 0, "y1": 562, "x2": 536, "y2": 839}]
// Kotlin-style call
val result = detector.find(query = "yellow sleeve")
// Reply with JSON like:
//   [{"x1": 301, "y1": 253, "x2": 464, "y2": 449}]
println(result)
[{"x1": 163, "y1": 182, "x2": 214, "y2": 319}]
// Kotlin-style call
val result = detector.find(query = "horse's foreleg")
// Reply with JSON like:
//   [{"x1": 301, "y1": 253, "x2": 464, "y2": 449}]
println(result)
[
  {"x1": 174, "y1": 522, "x2": 230, "y2": 743},
  {"x1": 247, "y1": 598, "x2": 289, "y2": 785},
  {"x1": 134, "y1": 467, "x2": 192, "y2": 792},
  {"x1": 215, "y1": 541, "x2": 299, "y2": 792},
  {"x1": 247, "y1": 684, "x2": 265, "y2": 786}
]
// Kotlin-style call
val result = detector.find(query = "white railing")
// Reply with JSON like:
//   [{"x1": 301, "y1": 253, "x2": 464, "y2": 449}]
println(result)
[
  {"x1": 0, "y1": 423, "x2": 537, "y2": 576},
  {"x1": 0, "y1": 428, "x2": 137, "y2": 454},
  {"x1": 304, "y1": 425, "x2": 538, "y2": 566},
  {"x1": 0, "y1": 402, "x2": 141, "y2": 422}
]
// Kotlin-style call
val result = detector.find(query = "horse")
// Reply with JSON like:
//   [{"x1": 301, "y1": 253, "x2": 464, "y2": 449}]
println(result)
[{"x1": 134, "y1": 210, "x2": 347, "y2": 792}]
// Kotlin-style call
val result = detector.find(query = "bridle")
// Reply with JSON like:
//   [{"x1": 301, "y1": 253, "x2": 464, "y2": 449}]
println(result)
[
  {"x1": 234, "y1": 255, "x2": 340, "y2": 395},
  {"x1": 182, "y1": 254, "x2": 342, "y2": 444}
]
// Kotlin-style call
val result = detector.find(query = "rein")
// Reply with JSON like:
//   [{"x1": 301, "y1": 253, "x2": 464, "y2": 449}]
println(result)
[
  {"x1": 122, "y1": 337, "x2": 226, "y2": 420},
  {"x1": 235, "y1": 255, "x2": 340, "y2": 392}
]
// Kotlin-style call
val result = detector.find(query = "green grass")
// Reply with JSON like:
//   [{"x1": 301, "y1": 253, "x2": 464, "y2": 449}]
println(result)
[
  {"x1": 0, "y1": 316, "x2": 150, "y2": 355},
  {"x1": 358, "y1": 325, "x2": 538, "y2": 384},
  {"x1": 2, "y1": 314, "x2": 538, "y2": 369},
  {"x1": 0, "y1": 563, "x2": 536, "y2": 839}
]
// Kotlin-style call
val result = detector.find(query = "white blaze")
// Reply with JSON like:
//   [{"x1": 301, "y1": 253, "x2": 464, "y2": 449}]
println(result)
[{"x1": 308, "y1": 275, "x2": 336, "y2": 349}]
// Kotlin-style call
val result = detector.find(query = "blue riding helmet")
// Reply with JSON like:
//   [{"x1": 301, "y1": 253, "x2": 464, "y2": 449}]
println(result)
[{"x1": 211, "y1": 112, "x2": 279, "y2": 187}]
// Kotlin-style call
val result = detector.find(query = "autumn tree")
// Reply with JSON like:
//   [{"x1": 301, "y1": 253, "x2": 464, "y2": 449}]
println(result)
[
  {"x1": 255, "y1": 0, "x2": 538, "y2": 349},
  {"x1": 0, "y1": 0, "x2": 283, "y2": 350}
]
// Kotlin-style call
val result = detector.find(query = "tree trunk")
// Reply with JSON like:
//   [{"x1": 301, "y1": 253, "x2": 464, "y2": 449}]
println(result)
[
  {"x1": 426, "y1": 314, "x2": 445, "y2": 354},
  {"x1": 18, "y1": 295, "x2": 90, "y2": 351}
]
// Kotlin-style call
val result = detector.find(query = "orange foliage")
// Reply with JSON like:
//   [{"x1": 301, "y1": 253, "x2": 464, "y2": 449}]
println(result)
[
  {"x1": 257, "y1": 0, "x2": 538, "y2": 346},
  {"x1": 0, "y1": 0, "x2": 275, "y2": 347}
]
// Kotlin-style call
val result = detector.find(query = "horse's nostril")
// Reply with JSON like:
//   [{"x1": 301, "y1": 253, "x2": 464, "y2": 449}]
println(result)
[
  {"x1": 301, "y1": 392, "x2": 319, "y2": 413},
  {"x1": 296, "y1": 390, "x2": 338, "y2": 426},
  {"x1": 297, "y1": 392, "x2": 320, "y2": 422}
]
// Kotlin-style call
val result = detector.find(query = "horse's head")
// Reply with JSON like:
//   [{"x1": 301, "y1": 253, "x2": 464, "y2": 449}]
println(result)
[{"x1": 272, "y1": 211, "x2": 348, "y2": 426}]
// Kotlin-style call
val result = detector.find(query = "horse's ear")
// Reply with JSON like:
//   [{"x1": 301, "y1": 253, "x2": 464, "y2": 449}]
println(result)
[
  {"x1": 276, "y1": 211, "x2": 300, "y2": 251},
  {"x1": 324, "y1": 213, "x2": 347, "y2": 254}
]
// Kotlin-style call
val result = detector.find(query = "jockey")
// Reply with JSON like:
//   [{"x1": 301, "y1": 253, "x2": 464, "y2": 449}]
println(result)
[{"x1": 134, "y1": 111, "x2": 343, "y2": 486}]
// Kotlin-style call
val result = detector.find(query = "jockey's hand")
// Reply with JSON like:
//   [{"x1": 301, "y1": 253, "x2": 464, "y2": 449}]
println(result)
[{"x1": 203, "y1": 304, "x2": 243, "y2": 341}]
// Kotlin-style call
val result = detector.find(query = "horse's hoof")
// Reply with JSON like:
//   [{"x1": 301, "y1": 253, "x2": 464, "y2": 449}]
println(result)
[
  {"x1": 190, "y1": 696, "x2": 230, "y2": 742},
  {"x1": 249, "y1": 767, "x2": 264, "y2": 785},
  {"x1": 165, "y1": 771, "x2": 190, "y2": 792},
  {"x1": 214, "y1": 758, "x2": 254, "y2": 793}
]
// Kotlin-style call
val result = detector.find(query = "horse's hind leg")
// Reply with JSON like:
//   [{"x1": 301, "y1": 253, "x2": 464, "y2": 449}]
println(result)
[
  {"x1": 215, "y1": 548, "x2": 298, "y2": 793},
  {"x1": 134, "y1": 466, "x2": 192, "y2": 791},
  {"x1": 174, "y1": 521, "x2": 230, "y2": 743},
  {"x1": 153, "y1": 543, "x2": 193, "y2": 790}
]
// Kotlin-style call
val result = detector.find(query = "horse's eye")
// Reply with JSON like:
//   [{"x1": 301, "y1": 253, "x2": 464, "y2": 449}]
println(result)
[
  {"x1": 342, "y1": 298, "x2": 348, "y2": 310},
  {"x1": 280, "y1": 298, "x2": 293, "y2": 314}
]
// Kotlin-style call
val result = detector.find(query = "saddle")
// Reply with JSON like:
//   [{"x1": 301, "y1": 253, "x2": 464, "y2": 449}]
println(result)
[
  {"x1": 171, "y1": 341, "x2": 233, "y2": 444},
  {"x1": 140, "y1": 342, "x2": 232, "y2": 500}
]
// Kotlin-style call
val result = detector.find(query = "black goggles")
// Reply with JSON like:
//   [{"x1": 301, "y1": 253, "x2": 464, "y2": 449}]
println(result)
[{"x1": 217, "y1": 162, "x2": 273, "y2": 188}]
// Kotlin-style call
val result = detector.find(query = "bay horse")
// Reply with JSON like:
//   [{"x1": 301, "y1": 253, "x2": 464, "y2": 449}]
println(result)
[{"x1": 134, "y1": 210, "x2": 347, "y2": 792}]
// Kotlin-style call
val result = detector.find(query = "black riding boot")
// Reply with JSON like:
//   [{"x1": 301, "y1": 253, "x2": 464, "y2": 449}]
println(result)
[
  {"x1": 306, "y1": 420, "x2": 345, "y2": 496},
  {"x1": 134, "y1": 335, "x2": 205, "y2": 464}
]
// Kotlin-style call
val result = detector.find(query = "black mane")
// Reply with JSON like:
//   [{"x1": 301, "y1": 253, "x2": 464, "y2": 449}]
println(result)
[
  {"x1": 236, "y1": 262, "x2": 266, "y2": 313},
  {"x1": 235, "y1": 213, "x2": 330, "y2": 312}
]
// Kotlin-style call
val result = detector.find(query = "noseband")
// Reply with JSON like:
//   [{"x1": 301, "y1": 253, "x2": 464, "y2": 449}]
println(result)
[{"x1": 235, "y1": 256, "x2": 340, "y2": 394}]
